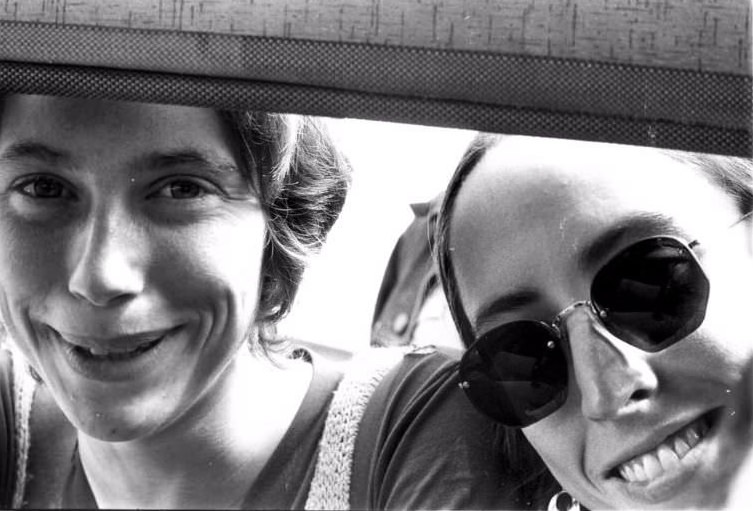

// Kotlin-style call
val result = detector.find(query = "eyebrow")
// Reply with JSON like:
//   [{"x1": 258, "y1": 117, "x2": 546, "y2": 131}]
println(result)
[
  {"x1": 474, "y1": 287, "x2": 541, "y2": 331},
  {"x1": 471, "y1": 212, "x2": 684, "y2": 331},
  {"x1": 577, "y1": 212, "x2": 684, "y2": 272},
  {"x1": 0, "y1": 141, "x2": 72, "y2": 166},
  {"x1": 137, "y1": 149, "x2": 241, "y2": 176},
  {"x1": 0, "y1": 142, "x2": 241, "y2": 177}
]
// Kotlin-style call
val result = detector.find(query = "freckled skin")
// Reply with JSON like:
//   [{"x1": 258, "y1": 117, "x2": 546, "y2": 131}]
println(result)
[{"x1": 450, "y1": 137, "x2": 753, "y2": 509}]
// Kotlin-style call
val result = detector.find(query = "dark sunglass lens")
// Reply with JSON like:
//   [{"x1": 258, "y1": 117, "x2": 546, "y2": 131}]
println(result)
[
  {"x1": 592, "y1": 238, "x2": 709, "y2": 351},
  {"x1": 460, "y1": 322, "x2": 568, "y2": 427}
]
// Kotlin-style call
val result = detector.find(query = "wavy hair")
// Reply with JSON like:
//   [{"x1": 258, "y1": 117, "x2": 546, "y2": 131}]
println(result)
[{"x1": 222, "y1": 111, "x2": 351, "y2": 353}]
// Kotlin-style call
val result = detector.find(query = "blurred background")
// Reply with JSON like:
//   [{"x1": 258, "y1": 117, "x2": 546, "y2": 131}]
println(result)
[{"x1": 277, "y1": 118, "x2": 474, "y2": 352}]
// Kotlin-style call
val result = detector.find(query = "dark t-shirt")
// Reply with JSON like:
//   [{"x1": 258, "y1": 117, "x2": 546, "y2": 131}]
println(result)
[{"x1": 0, "y1": 346, "x2": 526, "y2": 509}]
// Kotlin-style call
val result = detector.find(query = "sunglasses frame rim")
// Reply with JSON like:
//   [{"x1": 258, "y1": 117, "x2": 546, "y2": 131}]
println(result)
[
  {"x1": 458, "y1": 234, "x2": 711, "y2": 427},
  {"x1": 459, "y1": 320, "x2": 568, "y2": 427},
  {"x1": 589, "y1": 235, "x2": 710, "y2": 353}
]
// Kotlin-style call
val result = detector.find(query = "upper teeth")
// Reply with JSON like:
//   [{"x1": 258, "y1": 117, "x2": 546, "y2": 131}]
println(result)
[
  {"x1": 87, "y1": 346, "x2": 125, "y2": 356},
  {"x1": 617, "y1": 418, "x2": 709, "y2": 483},
  {"x1": 84, "y1": 340, "x2": 156, "y2": 356}
]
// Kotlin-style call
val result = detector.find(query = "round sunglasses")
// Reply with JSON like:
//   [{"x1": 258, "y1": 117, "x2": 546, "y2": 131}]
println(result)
[{"x1": 458, "y1": 212, "x2": 752, "y2": 428}]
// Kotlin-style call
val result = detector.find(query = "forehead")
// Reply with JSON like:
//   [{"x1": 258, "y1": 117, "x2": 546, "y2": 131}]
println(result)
[
  {"x1": 0, "y1": 94, "x2": 236, "y2": 160},
  {"x1": 449, "y1": 137, "x2": 740, "y2": 319}
]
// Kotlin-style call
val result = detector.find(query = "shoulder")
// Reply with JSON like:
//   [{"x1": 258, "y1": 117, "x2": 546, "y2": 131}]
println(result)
[
  {"x1": 365, "y1": 345, "x2": 462, "y2": 412},
  {"x1": 334, "y1": 346, "x2": 460, "y2": 422},
  {"x1": 350, "y1": 346, "x2": 524, "y2": 509}
]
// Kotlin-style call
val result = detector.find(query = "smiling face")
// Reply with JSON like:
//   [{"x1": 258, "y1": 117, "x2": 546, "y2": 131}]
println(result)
[
  {"x1": 448, "y1": 137, "x2": 753, "y2": 508},
  {"x1": 0, "y1": 95, "x2": 266, "y2": 441}
]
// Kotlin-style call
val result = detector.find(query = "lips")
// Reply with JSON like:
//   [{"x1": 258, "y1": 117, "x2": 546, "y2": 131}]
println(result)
[
  {"x1": 75, "y1": 338, "x2": 163, "y2": 359},
  {"x1": 47, "y1": 325, "x2": 179, "y2": 382},
  {"x1": 53, "y1": 327, "x2": 170, "y2": 361},
  {"x1": 616, "y1": 416, "x2": 708, "y2": 483},
  {"x1": 609, "y1": 409, "x2": 721, "y2": 485}
]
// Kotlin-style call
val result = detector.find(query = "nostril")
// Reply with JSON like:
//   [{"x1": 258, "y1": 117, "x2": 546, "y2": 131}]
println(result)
[{"x1": 630, "y1": 388, "x2": 651, "y2": 401}]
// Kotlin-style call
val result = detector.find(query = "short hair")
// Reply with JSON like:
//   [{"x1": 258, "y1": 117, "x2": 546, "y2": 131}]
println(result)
[{"x1": 222, "y1": 111, "x2": 351, "y2": 351}]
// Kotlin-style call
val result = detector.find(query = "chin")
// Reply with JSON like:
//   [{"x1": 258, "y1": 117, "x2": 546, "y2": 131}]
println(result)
[{"x1": 63, "y1": 396, "x2": 173, "y2": 443}]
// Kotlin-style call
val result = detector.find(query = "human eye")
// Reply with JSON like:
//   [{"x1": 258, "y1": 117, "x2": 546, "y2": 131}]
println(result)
[
  {"x1": 144, "y1": 173, "x2": 258, "y2": 225},
  {"x1": 150, "y1": 177, "x2": 220, "y2": 200},
  {"x1": 12, "y1": 174, "x2": 75, "y2": 200}
]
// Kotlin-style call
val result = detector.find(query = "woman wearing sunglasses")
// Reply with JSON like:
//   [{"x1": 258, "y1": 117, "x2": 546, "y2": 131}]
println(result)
[{"x1": 436, "y1": 134, "x2": 753, "y2": 509}]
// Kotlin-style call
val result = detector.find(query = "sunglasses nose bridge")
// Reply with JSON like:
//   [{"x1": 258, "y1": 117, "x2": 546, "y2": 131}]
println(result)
[
  {"x1": 562, "y1": 303, "x2": 660, "y2": 422},
  {"x1": 552, "y1": 300, "x2": 595, "y2": 335}
]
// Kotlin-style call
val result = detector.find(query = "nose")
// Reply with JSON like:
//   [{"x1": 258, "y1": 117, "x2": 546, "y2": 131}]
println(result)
[
  {"x1": 67, "y1": 207, "x2": 145, "y2": 307},
  {"x1": 563, "y1": 306, "x2": 659, "y2": 421}
]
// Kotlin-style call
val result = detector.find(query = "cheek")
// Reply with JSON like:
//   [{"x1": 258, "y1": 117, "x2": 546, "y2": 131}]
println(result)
[
  {"x1": 207, "y1": 215, "x2": 267, "y2": 288},
  {"x1": 523, "y1": 412, "x2": 588, "y2": 488},
  {"x1": 523, "y1": 417, "x2": 583, "y2": 477},
  {"x1": 159, "y1": 213, "x2": 266, "y2": 314},
  {"x1": 524, "y1": 419, "x2": 604, "y2": 507},
  {"x1": 697, "y1": 254, "x2": 753, "y2": 372},
  {"x1": 0, "y1": 222, "x2": 67, "y2": 323},
  {"x1": 0, "y1": 225, "x2": 68, "y2": 374}
]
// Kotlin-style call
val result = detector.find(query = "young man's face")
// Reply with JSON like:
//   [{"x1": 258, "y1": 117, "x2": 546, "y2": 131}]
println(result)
[
  {"x1": 450, "y1": 137, "x2": 753, "y2": 509},
  {"x1": 0, "y1": 94, "x2": 266, "y2": 441}
]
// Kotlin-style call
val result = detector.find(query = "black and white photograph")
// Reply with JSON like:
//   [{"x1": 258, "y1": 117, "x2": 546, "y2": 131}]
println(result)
[{"x1": 0, "y1": 1, "x2": 751, "y2": 509}]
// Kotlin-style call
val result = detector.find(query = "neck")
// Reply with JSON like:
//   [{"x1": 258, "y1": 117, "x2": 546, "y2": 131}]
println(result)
[{"x1": 77, "y1": 348, "x2": 312, "y2": 509}]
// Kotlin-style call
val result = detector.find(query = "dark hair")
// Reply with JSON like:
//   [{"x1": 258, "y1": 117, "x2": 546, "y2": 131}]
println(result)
[
  {"x1": 435, "y1": 133, "x2": 753, "y2": 507},
  {"x1": 432, "y1": 133, "x2": 558, "y2": 506},
  {"x1": 221, "y1": 111, "x2": 350, "y2": 352}
]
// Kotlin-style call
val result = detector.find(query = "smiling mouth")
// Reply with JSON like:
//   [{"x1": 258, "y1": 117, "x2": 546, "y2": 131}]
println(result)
[
  {"x1": 609, "y1": 409, "x2": 723, "y2": 484},
  {"x1": 55, "y1": 329, "x2": 168, "y2": 362},
  {"x1": 70, "y1": 338, "x2": 163, "y2": 360}
]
